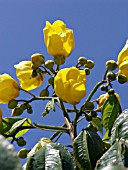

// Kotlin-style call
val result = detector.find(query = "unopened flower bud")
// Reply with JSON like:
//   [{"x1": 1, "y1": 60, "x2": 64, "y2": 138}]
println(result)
[
  {"x1": 31, "y1": 70, "x2": 38, "y2": 78},
  {"x1": 44, "y1": 60, "x2": 54, "y2": 70},
  {"x1": 12, "y1": 106, "x2": 24, "y2": 116},
  {"x1": 90, "y1": 111, "x2": 97, "y2": 117},
  {"x1": 86, "y1": 115, "x2": 92, "y2": 121},
  {"x1": 100, "y1": 85, "x2": 108, "y2": 92},
  {"x1": 108, "y1": 88, "x2": 115, "y2": 95},
  {"x1": 84, "y1": 68, "x2": 90, "y2": 75},
  {"x1": 107, "y1": 72, "x2": 116, "y2": 81},
  {"x1": 85, "y1": 60, "x2": 94, "y2": 69},
  {"x1": 16, "y1": 137, "x2": 26, "y2": 147},
  {"x1": 78, "y1": 57, "x2": 87, "y2": 66},
  {"x1": 26, "y1": 104, "x2": 33, "y2": 114},
  {"x1": 84, "y1": 101, "x2": 94, "y2": 110},
  {"x1": 106, "y1": 60, "x2": 118, "y2": 70},
  {"x1": 20, "y1": 104, "x2": 27, "y2": 111},
  {"x1": 17, "y1": 148, "x2": 29, "y2": 159},
  {"x1": 31, "y1": 53, "x2": 45, "y2": 67},
  {"x1": 40, "y1": 89, "x2": 49, "y2": 97},
  {"x1": 48, "y1": 77, "x2": 54, "y2": 85},
  {"x1": 117, "y1": 74, "x2": 127, "y2": 84},
  {"x1": 54, "y1": 56, "x2": 65, "y2": 65},
  {"x1": 8, "y1": 99, "x2": 18, "y2": 109}
]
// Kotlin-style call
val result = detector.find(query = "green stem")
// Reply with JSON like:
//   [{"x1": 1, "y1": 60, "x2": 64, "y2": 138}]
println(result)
[{"x1": 73, "y1": 105, "x2": 79, "y2": 138}]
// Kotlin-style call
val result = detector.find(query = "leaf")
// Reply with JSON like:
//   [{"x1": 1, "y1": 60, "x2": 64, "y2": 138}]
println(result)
[
  {"x1": 98, "y1": 164, "x2": 126, "y2": 170},
  {"x1": 5, "y1": 118, "x2": 32, "y2": 139},
  {"x1": 95, "y1": 141, "x2": 124, "y2": 170},
  {"x1": 26, "y1": 143, "x2": 75, "y2": 170},
  {"x1": 111, "y1": 109, "x2": 128, "y2": 146},
  {"x1": 0, "y1": 134, "x2": 22, "y2": 170},
  {"x1": 91, "y1": 116, "x2": 103, "y2": 133},
  {"x1": 102, "y1": 94, "x2": 121, "y2": 136},
  {"x1": 42, "y1": 99, "x2": 55, "y2": 117}
]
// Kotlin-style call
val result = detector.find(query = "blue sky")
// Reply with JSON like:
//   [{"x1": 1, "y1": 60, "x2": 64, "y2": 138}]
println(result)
[{"x1": 0, "y1": 0, "x2": 128, "y2": 163}]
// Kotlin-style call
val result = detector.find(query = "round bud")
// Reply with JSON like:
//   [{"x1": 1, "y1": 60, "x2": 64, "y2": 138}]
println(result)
[
  {"x1": 44, "y1": 60, "x2": 54, "y2": 70},
  {"x1": 84, "y1": 102, "x2": 94, "y2": 110},
  {"x1": 26, "y1": 104, "x2": 33, "y2": 114},
  {"x1": 40, "y1": 89, "x2": 49, "y2": 97},
  {"x1": 117, "y1": 74, "x2": 127, "y2": 84},
  {"x1": 108, "y1": 88, "x2": 115, "y2": 95},
  {"x1": 8, "y1": 99, "x2": 18, "y2": 109},
  {"x1": 48, "y1": 77, "x2": 54, "y2": 85},
  {"x1": 100, "y1": 85, "x2": 108, "y2": 92},
  {"x1": 107, "y1": 72, "x2": 116, "y2": 81},
  {"x1": 16, "y1": 137, "x2": 26, "y2": 147},
  {"x1": 106, "y1": 60, "x2": 118, "y2": 70},
  {"x1": 20, "y1": 104, "x2": 27, "y2": 111},
  {"x1": 78, "y1": 57, "x2": 87, "y2": 66},
  {"x1": 31, "y1": 53, "x2": 45, "y2": 67},
  {"x1": 54, "y1": 56, "x2": 65, "y2": 65},
  {"x1": 86, "y1": 115, "x2": 92, "y2": 121},
  {"x1": 12, "y1": 106, "x2": 23, "y2": 116},
  {"x1": 31, "y1": 70, "x2": 37, "y2": 78},
  {"x1": 85, "y1": 60, "x2": 94, "y2": 69},
  {"x1": 90, "y1": 111, "x2": 97, "y2": 117},
  {"x1": 17, "y1": 148, "x2": 29, "y2": 159},
  {"x1": 84, "y1": 68, "x2": 90, "y2": 75}
]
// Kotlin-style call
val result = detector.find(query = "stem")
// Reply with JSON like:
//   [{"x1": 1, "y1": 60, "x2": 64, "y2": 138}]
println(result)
[
  {"x1": 40, "y1": 66, "x2": 53, "y2": 76},
  {"x1": 19, "y1": 87, "x2": 36, "y2": 98},
  {"x1": 56, "y1": 64, "x2": 60, "y2": 71},
  {"x1": 73, "y1": 105, "x2": 80, "y2": 138},
  {"x1": 125, "y1": 146, "x2": 128, "y2": 167}
]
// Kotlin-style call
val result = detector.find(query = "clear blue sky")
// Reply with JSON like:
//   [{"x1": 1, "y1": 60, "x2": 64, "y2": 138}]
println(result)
[{"x1": 0, "y1": 0, "x2": 128, "y2": 163}]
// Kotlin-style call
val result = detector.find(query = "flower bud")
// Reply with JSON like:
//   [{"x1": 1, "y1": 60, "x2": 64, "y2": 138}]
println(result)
[
  {"x1": 44, "y1": 60, "x2": 54, "y2": 70},
  {"x1": 90, "y1": 111, "x2": 97, "y2": 117},
  {"x1": 48, "y1": 77, "x2": 54, "y2": 85},
  {"x1": 54, "y1": 56, "x2": 65, "y2": 65},
  {"x1": 108, "y1": 88, "x2": 115, "y2": 95},
  {"x1": 117, "y1": 74, "x2": 127, "y2": 84},
  {"x1": 31, "y1": 53, "x2": 45, "y2": 67},
  {"x1": 107, "y1": 72, "x2": 116, "y2": 81},
  {"x1": 17, "y1": 148, "x2": 29, "y2": 159},
  {"x1": 86, "y1": 115, "x2": 92, "y2": 121},
  {"x1": 84, "y1": 68, "x2": 90, "y2": 75},
  {"x1": 20, "y1": 104, "x2": 27, "y2": 111},
  {"x1": 26, "y1": 104, "x2": 33, "y2": 114},
  {"x1": 31, "y1": 70, "x2": 38, "y2": 78},
  {"x1": 78, "y1": 57, "x2": 87, "y2": 66},
  {"x1": 100, "y1": 85, "x2": 108, "y2": 92},
  {"x1": 85, "y1": 60, "x2": 94, "y2": 69},
  {"x1": 84, "y1": 101, "x2": 94, "y2": 110},
  {"x1": 40, "y1": 89, "x2": 49, "y2": 97},
  {"x1": 16, "y1": 137, "x2": 26, "y2": 147},
  {"x1": 12, "y1": 106, "x2": 24, "y2": 116},
  {"x1": 106, "y1": 60, "x2": 118, "y2": 70},
  {"x1": 8, "y1": 99, "x2": 18, "y2": 109}
]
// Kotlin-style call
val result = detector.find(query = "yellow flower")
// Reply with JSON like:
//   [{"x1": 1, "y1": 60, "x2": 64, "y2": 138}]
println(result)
[
  {"x1": 43, "y1": 20, "x2": 75, "y2": 57},
  {"x1": 14, "y1": 61, "x2": 44, "y2": 91},
  {"x1": 118, "y1": 40, "x2": 128, "y2": 80},
  {"x1": 0, "y1": 74, "x2": 19, "y2": 104},
  {"x1": 54, "y1": 67, "x2": 86, "y2": 105}
]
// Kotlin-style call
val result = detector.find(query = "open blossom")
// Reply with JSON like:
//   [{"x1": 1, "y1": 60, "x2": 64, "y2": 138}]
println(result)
[
  {"x1": 54, "y1": 67, "x2": 86, "y2": 105},
  {"x1": 118, "y1": 40, "x2": 128, "y2": 80},
  {"x1": 43, "y1": 20, "x2": 75, "y2": 57},
  {"x1": 0, "y1": 74, "x2": 19, "y2": 104},
  {"x1": 14, "y1": 61, "x2": 44, "y2": 91}
]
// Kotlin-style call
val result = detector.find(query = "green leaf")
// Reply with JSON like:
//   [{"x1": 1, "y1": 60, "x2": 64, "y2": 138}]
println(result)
[
  {"x1": 26, "y1": 143, "x2": 75, "y2": 170},
  {"x1": 99, "y1": 164, "x2": 126, "y2": 170},
  {"x1": 95, "y1": 141, "x2": 124, "y2": 170},
  {"x1": 91, "y1": 116, "x2": 103, "y2": 133},
  {"x1": 102, "y1": 94, "x2": 121, "y2": 136},
  {"x1": 0, "y1": 134, "x2": 22, "y2": 170},
  {"x1": 42, "y1": 99, "x2": 55, "y2": 117},
  {"x1": 1, "y1": 118, "x2": 32, "y2": 139},
  {"x1": 111, "y1": 109, "x2": 128, "y2": 146}
]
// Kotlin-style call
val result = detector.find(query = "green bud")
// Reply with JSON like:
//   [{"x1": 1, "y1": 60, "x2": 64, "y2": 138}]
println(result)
[
  {"x1": 84, "y1": 102, "x2": 94, "y2": 110},
  {"x1": 48, "y1": 77, "x2": 54, "y2": 85},
  {"x1": 90, "y1": 111, "x2": 97, "y2": 117},
  {"x1": 117, "y1": 74, "x2": 127, "y2": 84},
  {"x1": 78, "y1": 57, "x2": 87, "y2": 66},
  {"x1": 12, "y1": 106, "x2": 23, "y2": 116},
  {"x1": 85, "y1": 60, "x2": 94, "y2": 69},
  {"x1": 54, "y1": 56, "x2": 65, "y2": 65},
  {"x1": 106, "y1": 60, "x2": 118, "y2": 70},
  {"x1": 31, "y1": 53, "x2": 45, "y2": 67},
  {"x1": 16, "y1": 137, "x2": 26, "y2": 147},
  {"x1": 31, "y1": 70, "x2": 37, "y2": 78},
  {"x1": 86, "y1": 115, "x2": 92, "y2": 121},
  {"x1": 40, "y1": 89, "x2": 49, "y2": 97},
  {"x1": 20, "y1": 104, "x2": 27, "y2": 111},
  {"x1": 26, "y1": 104, "x2": 33, "y2": 114},
  {"x1": 44, "y1": 60, "x2": 54, "y2": 70},
  {"x1": 108, "y1": 88, "x2": 115, "y2": 95},
  {"x1": 84, "y1": 68, "x2": 90, "y2": 75},
  {"x1": 8, "y1": 99, "x2": 18, "y2": 109},
  {"x1": 100, "y1": 85, "x2": 108, "y2": 92},
  {"x1": 17, "y1": 148, "x2": 29, "y2": 159},
  {"x1": 107, "y1": 72, "x2": 116, "y2": 81}
]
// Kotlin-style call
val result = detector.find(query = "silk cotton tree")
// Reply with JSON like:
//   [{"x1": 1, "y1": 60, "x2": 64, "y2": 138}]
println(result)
[{"x1": 0, "y1": 20, "x2": 128, "y2": 170}]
